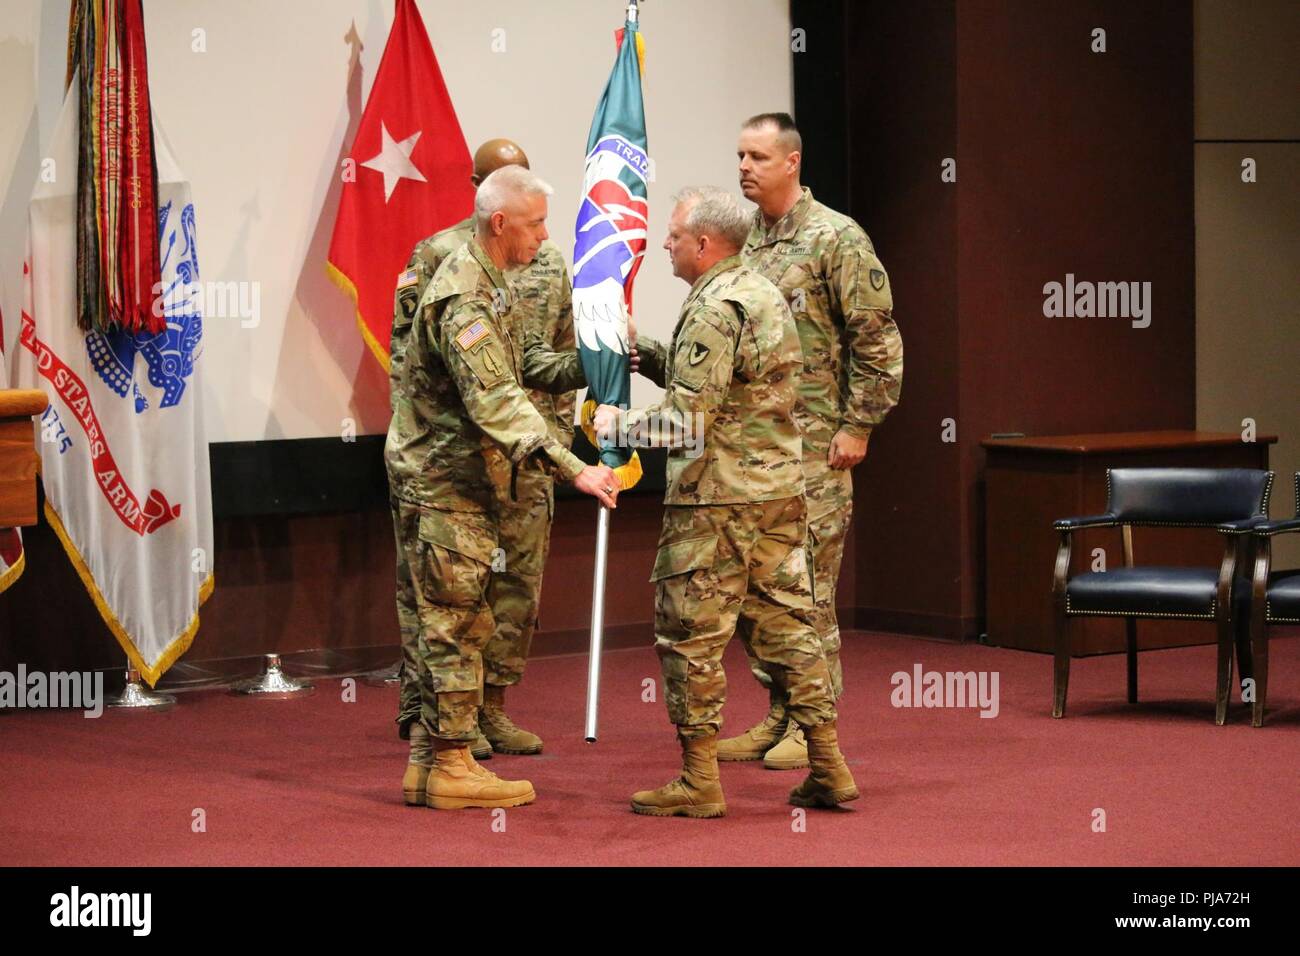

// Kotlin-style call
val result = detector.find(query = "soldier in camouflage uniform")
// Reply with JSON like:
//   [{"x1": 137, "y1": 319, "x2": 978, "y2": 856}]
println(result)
[
  {"x1": 390, "y1": 140, "x2": 580, "y2": 773},
  {"x1": 598, "y1": 187, "x2": 859, "y2": 818},
  {"x1": 386, "y1": 165, "x2": 619, "y2": 809},
  {"x1": 718, "y1": 112, "x2": 904, "y2": 770}
]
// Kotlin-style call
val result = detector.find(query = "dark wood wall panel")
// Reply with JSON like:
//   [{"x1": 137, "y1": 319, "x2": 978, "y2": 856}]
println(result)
[
  {"x1": 954, "y1": 2, "x2": 1196, "y2": 622},
  {"x1": 842, "y1": 0, "x2": 964, "y2": 636},
  {"x1": 840, "y1": 0, "x2": 1195, "y2": 636}
]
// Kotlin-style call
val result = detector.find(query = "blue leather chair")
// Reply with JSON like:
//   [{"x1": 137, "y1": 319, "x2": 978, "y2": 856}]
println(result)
[
  {"x1": 1244, "y1": 472, "x2": 1300, "y2": 727},
  {"x1": 1051, "y1": 468, "x2": 1274, "y2": 724}
]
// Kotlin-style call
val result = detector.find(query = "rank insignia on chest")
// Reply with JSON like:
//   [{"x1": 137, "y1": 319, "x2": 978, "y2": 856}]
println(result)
[
  {"x1": 397, "y1": 268, "x2": 420, "y2": 289},
  {"x1": 456, "y1": 320, "x2": 491, "y2": 350}
]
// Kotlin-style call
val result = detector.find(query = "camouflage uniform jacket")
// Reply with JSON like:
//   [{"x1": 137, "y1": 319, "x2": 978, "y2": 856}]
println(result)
[
  {"x1": 741, "y1": 187, "x2": 902, "y2": 455},
  {"x1": 391, "y1": 217, "x2": 577, "y2": 449},
  {"x1": 627, "y1": 256, "x2": 804, "y2": 506},
  {"x1": 385, "y1": 238, "x2": 586, "y2": 512}
]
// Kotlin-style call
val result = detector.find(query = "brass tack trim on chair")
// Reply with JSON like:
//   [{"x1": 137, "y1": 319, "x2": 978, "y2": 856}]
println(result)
[{"x1": 1064, "y1": 595, "x2": 1216, "y2": 620}]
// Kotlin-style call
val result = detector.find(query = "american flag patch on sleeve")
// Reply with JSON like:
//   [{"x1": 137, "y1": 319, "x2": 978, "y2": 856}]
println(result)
[
  {"x1": 455, "y1": 320, "x2": 491, "y2": 350},
  {"x1": 397, "y1": 268, "x2": 419, "y2": 289}
]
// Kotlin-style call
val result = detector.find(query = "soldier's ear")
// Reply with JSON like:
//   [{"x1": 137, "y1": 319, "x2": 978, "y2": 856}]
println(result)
[
  {"x1": 787, "y1": 150, "x2": 802, "y2": 177},
  {"x1": 490, "y1": 210, "x2": 507, "y2": 237}
]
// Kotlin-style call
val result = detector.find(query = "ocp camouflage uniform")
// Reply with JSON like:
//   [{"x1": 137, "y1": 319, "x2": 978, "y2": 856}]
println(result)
[
  {"x1": 482, "y1": 236, "x2": 576, "y2": 687},
  {"x1": 390, "y1": 220, "x2": 579, "y2": 734},
  {"x1": 385, "y1": 238, "x2": 586, "y2": 742},
  {"x1": 738, "y1": 187, "x2": 903, "y2": 698},
  {"x1": 630, "y1": 256, "x2": 835, "y2": 738}
]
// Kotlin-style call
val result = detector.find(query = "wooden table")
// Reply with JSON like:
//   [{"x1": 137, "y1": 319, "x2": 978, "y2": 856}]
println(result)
[
  {"x1": 0, "y1": 389, "x2": 48, "y2": 528},
  {"x1": 982, "y1": 430, "x2": 1276, "y2": 655}
]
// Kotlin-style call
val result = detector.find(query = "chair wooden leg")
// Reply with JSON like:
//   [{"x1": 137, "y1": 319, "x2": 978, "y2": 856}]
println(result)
[
  {"x1": 1053, "y1": 613, "x2": 1071, "y2": 718},
  {"x1": 1215, "y1": 609, "x2": 1235, "y2": 726},
  {"x1": 1125, "y1": 618, "x2": 1138, "y2": 704},
  {"x1": 1251, "y1": 619, "x2": 1269, "y2": 728},
  {"x1": 1234, "y1": 611, "x2": 1254, "y2": 687}
]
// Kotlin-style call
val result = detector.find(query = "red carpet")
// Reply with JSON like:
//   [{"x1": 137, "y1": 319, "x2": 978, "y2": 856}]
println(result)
[{"x1": 1, "y1": 630, "x2": 1296, "y2": 866}]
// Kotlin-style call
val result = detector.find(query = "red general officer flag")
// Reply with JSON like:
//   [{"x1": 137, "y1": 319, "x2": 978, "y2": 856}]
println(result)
[{"x1": 327, "y1": 0, "x2": 474, "y2": 371}]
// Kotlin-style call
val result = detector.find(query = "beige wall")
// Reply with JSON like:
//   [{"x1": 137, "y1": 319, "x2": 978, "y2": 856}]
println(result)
[
  {"x1": 1195, "y1": 0, "x2": 1300, "y2": 564},
  {"x1": 0, "y1": 0, "x2": 792, "y2": 442}
]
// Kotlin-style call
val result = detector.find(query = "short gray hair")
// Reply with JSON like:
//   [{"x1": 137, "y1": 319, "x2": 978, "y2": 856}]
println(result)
[
  {"x1": 673, "y1": 186, "x2": 750, "y2": 250},
  {"x1": 475, "y1": 165, "x2": 554, "y2": 230}
]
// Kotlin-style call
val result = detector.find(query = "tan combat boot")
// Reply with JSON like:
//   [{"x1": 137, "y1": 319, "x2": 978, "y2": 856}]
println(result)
[
  {"x1": 479, "y1": 684, "x2": 544, "y2": 755},
  {"x1": 425, "y1": 740, "x2": 536, "y2": 810},
  {"x1": 788, "y1": 721, "x2": 860, "y2": 807},
  {"x1": 404, "y1": 723, "x2": 434, "y2": 806},
  {"x1": 402, "y1": 763, "x2": 430, "y2": 807},
  {"x1": 763, "y1": 719, "x2": 809, "y2": 770},
  {"x1": 631, "y1": 733, "x2": 727, "y2": 818},
  {"x1": 717, "y1": 688, "x2": 788, "y2": 762}
]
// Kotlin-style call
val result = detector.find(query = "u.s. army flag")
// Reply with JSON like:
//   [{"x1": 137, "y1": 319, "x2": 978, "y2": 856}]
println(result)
[{"x1": 17, "y1": 76, "x2": 214, "y2": 685}]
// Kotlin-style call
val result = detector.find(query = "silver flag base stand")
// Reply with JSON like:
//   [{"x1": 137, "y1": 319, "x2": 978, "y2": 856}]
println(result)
[
  {"x1": 107, "y1": 668, "x2": 176, "y2": 711},
  {"x1": 231, "y1": 653, "x2": 315, "y2": 699},
  {"x1": 362, "y1": 660, "x2": 402, "y2": 687}
]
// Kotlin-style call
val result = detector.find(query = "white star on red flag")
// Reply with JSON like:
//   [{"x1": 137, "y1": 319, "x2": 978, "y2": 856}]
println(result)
[{"x1": 361, "y1": 121, "x2": 426, "y2": 202}]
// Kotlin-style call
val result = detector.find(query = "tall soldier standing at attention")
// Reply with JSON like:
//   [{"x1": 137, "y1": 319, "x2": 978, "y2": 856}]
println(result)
[
  {"x1": 386, "y1": 165, "x2": 618, "y2": 809},
  {"x1": 718, "y1": 112, "x2": 903, "y2": 770},
  {"x1": 598, "y1": 187, "x2": 858, "y2": 818},
  {"x1": 389, "y1": 139, "x2": 580, "y2": 773}
]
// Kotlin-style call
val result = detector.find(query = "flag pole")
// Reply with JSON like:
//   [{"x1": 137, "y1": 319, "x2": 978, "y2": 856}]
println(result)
[
  {"x1": 583, "y1": 503, "x2": 612, "y2": 741},
  {"x1": 582, "y1": 0, "x2": 643, "y2": 742}
]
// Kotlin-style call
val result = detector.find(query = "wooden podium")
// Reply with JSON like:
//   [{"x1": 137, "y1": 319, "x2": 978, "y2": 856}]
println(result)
[
  {"x1": 0, "y1": 389, "x2": 48, "y2": 528},
  {"x1": 981, "y1": 430, "x2": 1276, "y2": 655}
]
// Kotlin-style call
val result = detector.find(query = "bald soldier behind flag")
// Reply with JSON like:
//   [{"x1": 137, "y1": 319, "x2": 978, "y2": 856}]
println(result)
[
  {"x1": 721, "y1": 112, "x2": 903, "y2": 770},
  {"x1": 389, "y1": 141, "x2": 583, "y2": 779},
  {"x1": 387, "y1": 165, "x2": 618, "y2": 809}
]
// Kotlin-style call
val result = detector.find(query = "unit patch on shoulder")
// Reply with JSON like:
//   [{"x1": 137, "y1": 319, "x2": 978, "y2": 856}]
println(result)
[{"x1": 397, "y1": 268, "x2": 420, "y2": 289}]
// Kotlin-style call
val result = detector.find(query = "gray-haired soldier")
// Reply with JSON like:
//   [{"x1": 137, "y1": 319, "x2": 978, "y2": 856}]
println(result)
[
  {"x1": 390, "y1": 140, "x2": 582, "y2": 783},
  {"x1": 387, "y1": 165, "x2": 619, "y2": 809},
  {"x1": 605, "y1": 187, "x2": 859, "y2": 817}
]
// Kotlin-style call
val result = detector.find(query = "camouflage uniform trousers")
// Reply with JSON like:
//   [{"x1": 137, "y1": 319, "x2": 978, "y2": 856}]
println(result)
[
  {"x1": 392, "y1": 470, "x2": 552, "y2": 735},
  {"x1": 483, "y1": 461, "x2": 555, "y2": 688},
  {"x1": 392, "y1": 500, "x2": 497, "y2": 742},
  {"x1": 652, "y1": 494, "x2": 837, "y2": 739},
  {"x1": 738, "y1": 462, "x2": 851, "y2": 700}
]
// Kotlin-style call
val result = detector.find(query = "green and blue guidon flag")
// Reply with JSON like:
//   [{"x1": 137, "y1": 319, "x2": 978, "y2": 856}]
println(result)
[{"x1": 573, "y1": 14, "x2": 647, "y2": 489}]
